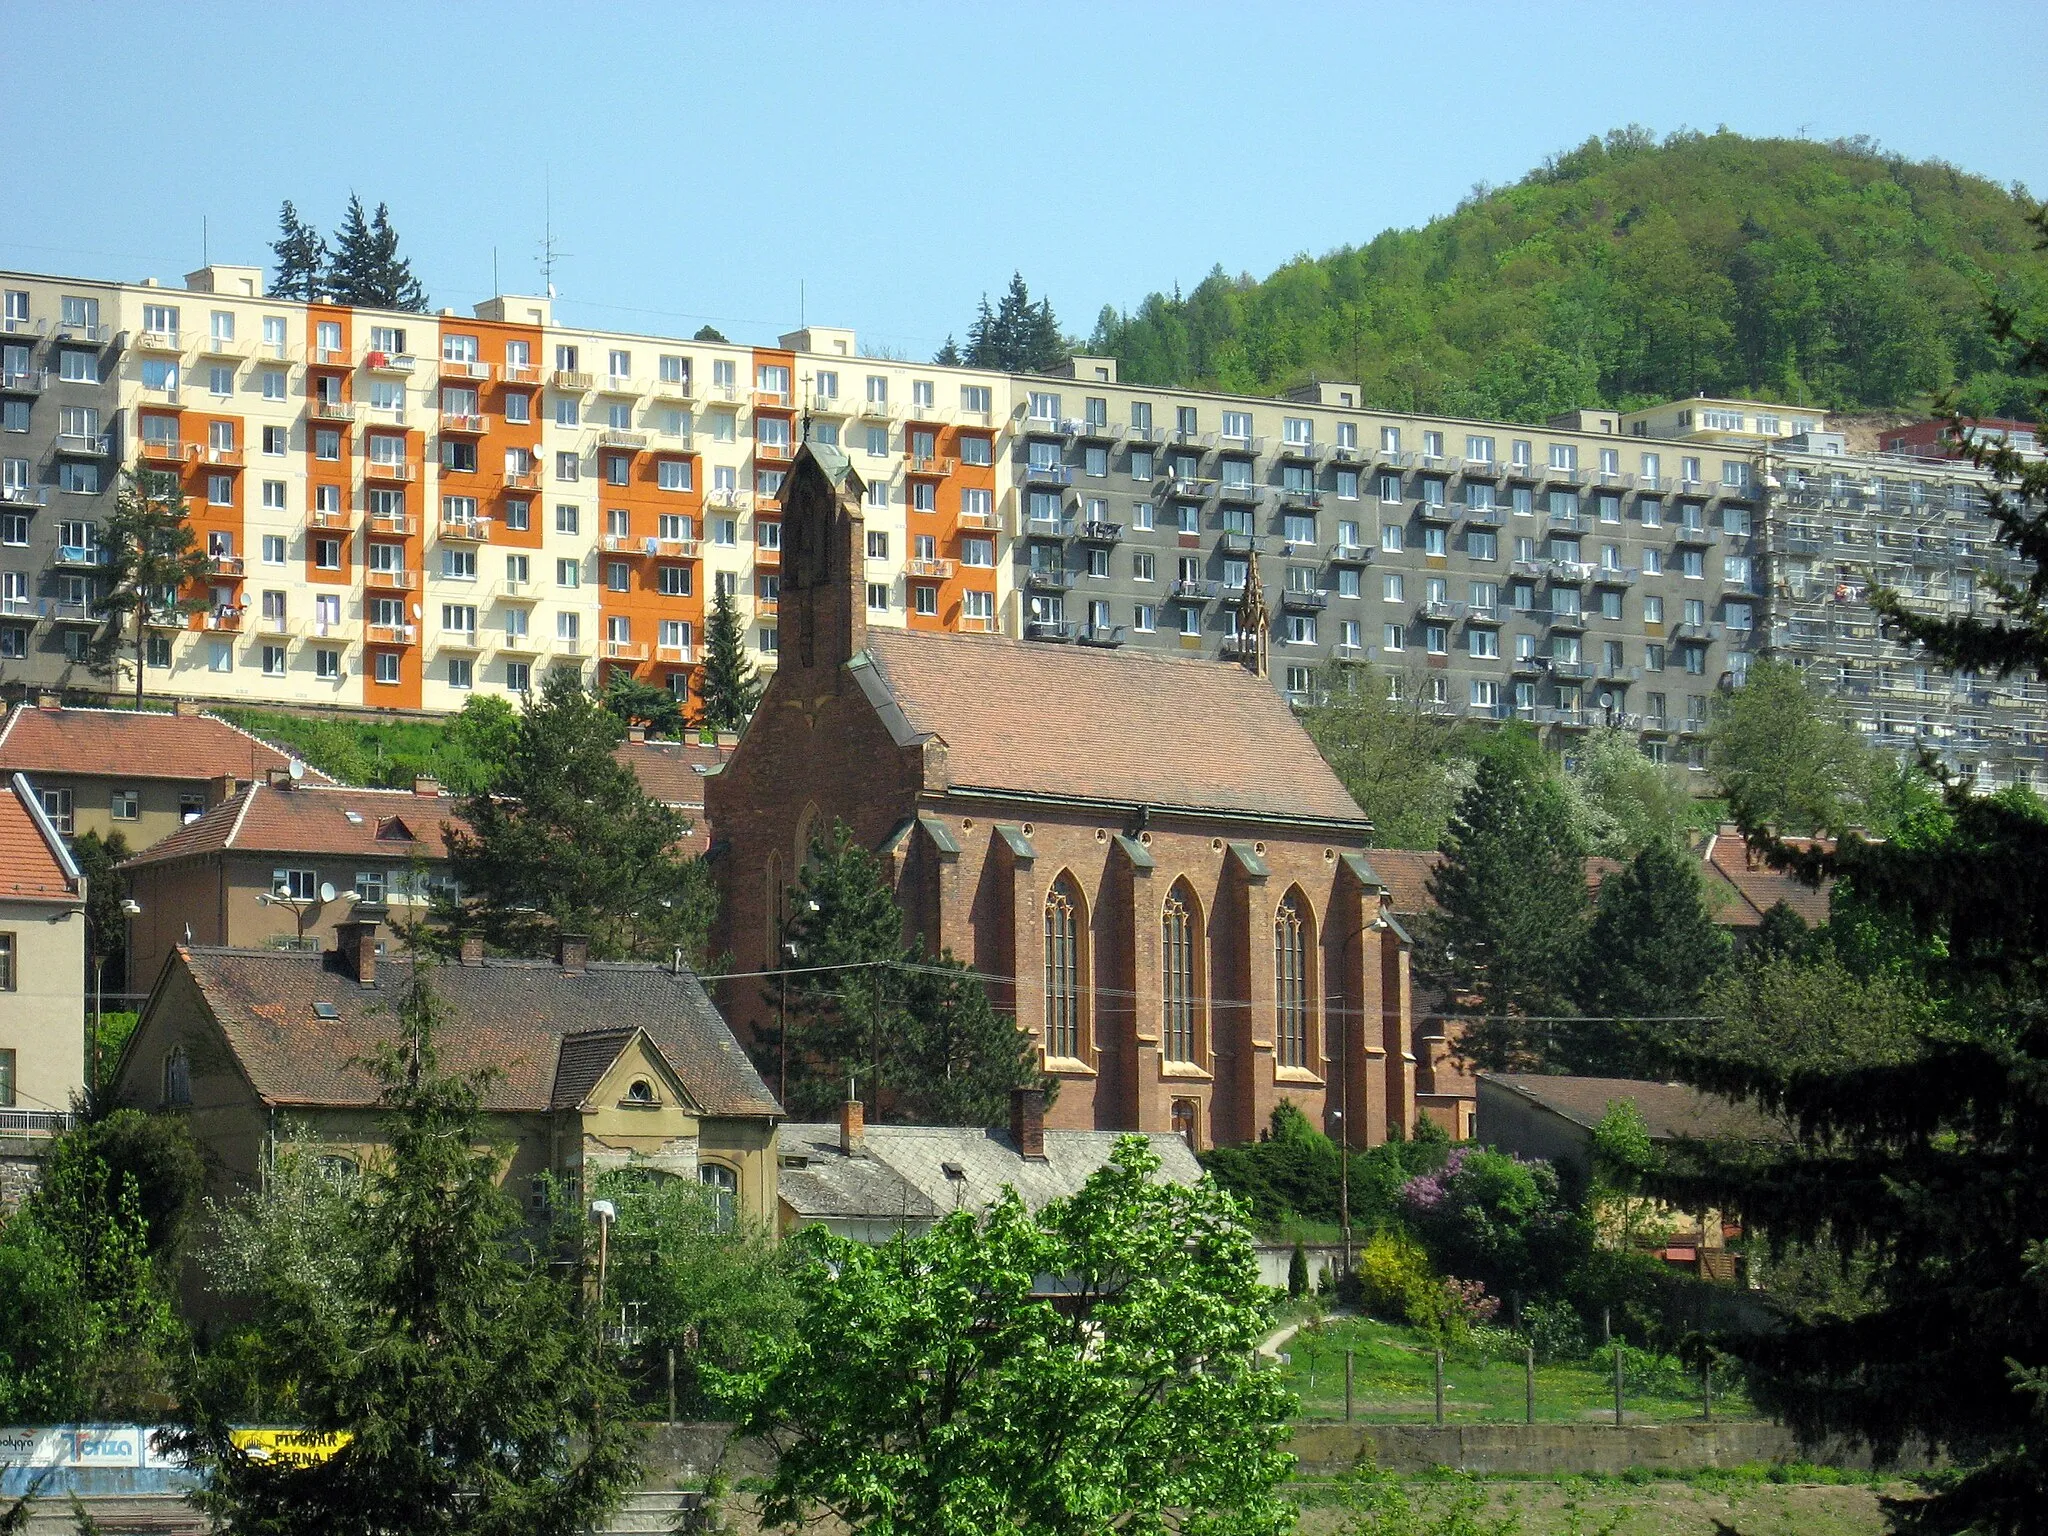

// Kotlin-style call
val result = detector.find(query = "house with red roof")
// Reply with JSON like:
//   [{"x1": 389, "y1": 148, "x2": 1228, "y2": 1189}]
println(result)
[
  {"x1": 0, "y1": 699, "x2": 329, "y2": 853},
  {"x1": 119, "y1": 775, "x2": 463, "y2": 991},
  {"x1": 0, "y1": 771, "x2": 87, "y2": 1180}
]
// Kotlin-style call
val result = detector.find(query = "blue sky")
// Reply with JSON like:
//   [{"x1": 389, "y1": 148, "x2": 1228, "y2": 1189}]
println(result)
[{"x1": 4, "y1": 1, "x2": 2043, "y2": 355}]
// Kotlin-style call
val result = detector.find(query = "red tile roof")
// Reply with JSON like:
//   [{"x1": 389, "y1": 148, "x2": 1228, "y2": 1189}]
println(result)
[
  {"x1": 1698, "y1": 825, "x2": 1835, "y2": 927},
  {"x1": 1482, "y1": 1073, "x2": 1792, "y2": 1145},
  {"x1": 120, "y1": 782, "x2": 463, "y2": 869},
  {"x1": 856, "y1": 630, "x2": 1367, "y2": 827},
  {"x1": 0, "y1": 704, "x2": 331, "y2": 785},
  {"x1": 612, "y1": 738, "x2": 722, "y2": 857},
  {"x1": 157, "y1": 947, "x2": 780, "y2": 1118},
  {"x1": 0, "y1": 773, "x2": 82, "y2": 904},
  {"x1": 1360, "y1": 848, "x2": 1443, "y2": 915}
]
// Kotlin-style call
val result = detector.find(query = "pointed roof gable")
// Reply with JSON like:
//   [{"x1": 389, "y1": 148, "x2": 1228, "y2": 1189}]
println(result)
[
  {"x1": 120, "y1": 783, "x2": 463, "y2": 869},
  {"x1": 852, "y1": 628, "x2": 1368, "y2": 828}
]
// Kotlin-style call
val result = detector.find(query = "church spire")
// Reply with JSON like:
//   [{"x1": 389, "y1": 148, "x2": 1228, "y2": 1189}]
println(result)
[{"x1": 1235, "y1": 549, "x2": 1269, "y2": 678}]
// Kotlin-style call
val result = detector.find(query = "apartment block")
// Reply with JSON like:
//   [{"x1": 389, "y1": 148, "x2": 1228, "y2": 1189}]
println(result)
[{"x1": 0, "y1": 266, "x2": 2037, "y2": 786}]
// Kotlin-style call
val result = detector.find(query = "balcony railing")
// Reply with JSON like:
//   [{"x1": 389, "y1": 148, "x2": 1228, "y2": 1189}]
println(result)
[
  {"x1": 502, "y1": 362, "x2": 542, "y2": 386},
  {"x1": 309, "y1": 507, "x2": 351, "y2": 529},
  {"x1": 1079, "y1": 521, "x2": 1123, "y2": 544},
  {"x1": 200, "y1": 334, "x2": 248, "y2": 360},
  {"x1": 1278, "y1": 439, "x2": 1325, "y2": 461},
  {"x1": 362, "y1": 351, "x2": 416, "y2": 374},
  {"x1": 551, "y1": 369, "x2": 593, "y2": 392},
  {"x1": 439, "y1": 517, "x2": 493, "y2": 543},
  {"x1": 1217, "y1": 480, "x2": 1265, "y2": 504},
  {"x1": 1026, "y1": 567, "x2": 1077, "y2": 591},
  {"x1": 1417, "y1": 499, "x2": 1454, "y2": 523},
  {"x1": 366, "y1": 622, "x2": 418, "y2": 646},
  {"x1": 907, "y1": 456, "x2": 956, "y2": 478},
  {"x1": 366, "y1": 460, "x2": 416, "y2": 482},
  {"x1": 55, "y1": 544, "x2": 108, "y2": 568},
  {"x1": 1023, "y1": 463, "x2": 1074, "y2": 486},
  {"x1": 908, "y1": 557, "x2": 958, "y2": 580},
  {"x1": 1277, "y1": 487, "x2": 1323, "y2": 509},
  {"x1": 1329, "y1": 542, "x2": 1371, "y2": 564},
  {"x1": 751, "y1": 391, "x2": 791, "y2": 410},
  {"x1": 1079, "y1": 623, "x2": 1127, "y2": 647},
  {"x1": 56, "y1": 432, "x2": 111, "y2": 456},
  {"x1": 438, "y1": 629, "x2": 482, "y2": 652},
  {"x1": 368, "y1": 512, "x2": 416, "y2": 536},
  {"x1": 312, "y1": 399, "x2": 360, "y2": 422},
  {"x1": 0, "y1": 485, "x2": 47, "y2": 506},
  {"x1": 201, "y1": 445, "x2": 244, "y2": 466},
  {"x1": 441, "y1": 358, "x2": 493, "y2": 382},
  {"x1": 310, "y1": 346, "x2": 351, "y2": 369},
  {"x1": 1167, "y1": 476, "x2": 1217, "y2": 500},
  {"x1": 203, "y1": 607, "x2": 245, "y2": 632},
  {"x1": 1, "y1": 368, "x2": 46, "y2": 393},
  {"x1": 366, "y1": 569, "x2": 419, "y2": 591},
  {"x1": 1169, "y1": 578, "x2": 1218, "y2": 601},
  {"x1": 956, "y1": 509, "x2": 1000, "y2": 532},
  {"x1": 1282, "y1": 588, "x2": 1329, "y2": 611},
  {"x1": 136, "y1": 329, "x2": 181, "y2": 353},
  {"x1": 504, "y1": 469, "x2": 540, "y2": 491},
  {"x1": 440, "y1": 413, "x2": 488, "y2": 435},
  {"x1": 754, "y1": 438, "x2": 793, "y2": 462},
  {"x1": 208, "y1": 553, "x2": 245, "y2": 577},
  {"x1": 656, "y1": 643, "x2": 695, "y2": 664},
  {"x1": 653, "y1": 376, "x2": 696, "y2": 402},
  {"x1": 498, "y1": 631, "x2": 544, "y2": 654},
  {"x1": 1025, "y1": 620, "x2": 1075, "y2": 642}
]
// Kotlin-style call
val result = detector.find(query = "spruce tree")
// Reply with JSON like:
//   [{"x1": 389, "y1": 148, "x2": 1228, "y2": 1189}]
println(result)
[
  {"x1": 962, "y1": 276, "x2": 1068, "y2": 374},
  {"x1": 893, "y1": 950, "x2": 1044, "y2": 1126},
  {"x1": 268, "y1": 200, "x2": 329, "y2": 302},
  {"x1": 599, "y1": 671, "x2": 685, "y2": 738},
  {"x1": 1662, "y1": 207, "x2": 2048, "y2": 1535},
  {"x1": 181, "y1": 974, "x2": 642, "y2": 1536},
  {"x1": 964, "y1": 295, "x2": 1000, "y2": 369},
  {"x1": 326, "y1": 195, "x2": 427, "y2": 313},
  {"x1": 693, "y1": 325, "x2": 729, "y2": 343},
  {"x1": 1422, "y1": 729, "x2": 1589, "y2": 1069},
  {"x1": 697, "y1": 583, "x2": 762, "y2": 732},
  {"x1": 443, "y1": 669, "x2": 712, "y2": 961},
  {"x1": 91, "y1": 467, "x2": 214, "y2": 709},
  {"x1": 933, "y1": 335, "x2": 962, "y2": 367},
  {"x1": 1564, "y1": 841, "x2": 1729, "y2": 1076}
]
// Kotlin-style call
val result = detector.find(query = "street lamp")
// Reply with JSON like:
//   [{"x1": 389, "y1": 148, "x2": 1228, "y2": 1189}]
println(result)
[
  {"x1": 1335, "y1": 908, "x2": 1392, "y2": 1278},
  {"x1": 590, "y1": 1199, "x2": 616, "y2": 1327},
  {"x1": 87, "y1": 897, "x2": 142, "y2": 1098}
]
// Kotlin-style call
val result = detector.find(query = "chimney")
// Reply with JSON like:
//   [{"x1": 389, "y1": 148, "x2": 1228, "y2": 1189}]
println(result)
[
  {"x1": 412, "y1": 774, "x2": 440, "y2": 798},
  {"x1": 334, "y1": 915, "x2": 381, "y2": 987},
  {"x1": 171, "y1": 697, "x2": 198, "y2": 718},
  {"x1": 1010, "y1": 1086, "x2": 1047, "y2": 1161},
  {"x1": 265, "y1": 766, "x2": 294, "y2": 789},
  {"x1": 35, "y1": 691, "x2": 61, "y2": 710},
  {"x1": 459, "y1": 933, "x2": 484, "y2": 966},
  {"x1": 627, "y1": 724, "x2": 646, "y2": 743},
  {"x1": 209, "y1": 773, "x2": 240, "y2": 806},
  {"x1": 838, "y1": 1097, "x2": 865, "y2": 1157},
  {"x1": 557, "y1": 932, "x2": 589, "y2": 974}
]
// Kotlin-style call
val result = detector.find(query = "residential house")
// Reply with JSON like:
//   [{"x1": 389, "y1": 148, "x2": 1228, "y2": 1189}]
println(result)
[
  {"x1": 119, "y1": 775, "x2": 460, "y2": 989},
  {"x1": 0, "y1": 771, "x2": 87, "y2": 1205},
  {"x1": 612, "y1": 728, "x2": 726, "y2": 858}
]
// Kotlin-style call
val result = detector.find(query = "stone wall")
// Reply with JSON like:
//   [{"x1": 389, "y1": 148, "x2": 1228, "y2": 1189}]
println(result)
[{"x1": 1290, "y1": 1421, "x2": 1939, "y2": 1476}]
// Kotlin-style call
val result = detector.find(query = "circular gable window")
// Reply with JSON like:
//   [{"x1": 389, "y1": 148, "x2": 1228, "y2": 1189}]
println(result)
[{"x1": 626, "y1": 1078, "x2": 657, "y2": 1105}]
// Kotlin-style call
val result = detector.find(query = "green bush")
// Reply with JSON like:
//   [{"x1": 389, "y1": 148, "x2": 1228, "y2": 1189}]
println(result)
[{"x1": 1353, "y1": 1233, "x2": 1441, "y2": 1327}]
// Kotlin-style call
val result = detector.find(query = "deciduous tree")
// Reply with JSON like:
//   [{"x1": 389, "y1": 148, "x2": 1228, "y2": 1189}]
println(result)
[
  {"x1": 1300, "y1": 667, "x2": 1475, "y2": 850},
  {"x1": 722, "y1": 1136, "x2": 1296, "y2": 1536},
  {"x1": 91, "y1": 468, "x2": 213, "y2": 709}
]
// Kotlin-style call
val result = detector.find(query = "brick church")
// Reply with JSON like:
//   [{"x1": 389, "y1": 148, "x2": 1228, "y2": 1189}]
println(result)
[{"x1": 706, "y1": 444, "x2": 1426, "y2": 1150}]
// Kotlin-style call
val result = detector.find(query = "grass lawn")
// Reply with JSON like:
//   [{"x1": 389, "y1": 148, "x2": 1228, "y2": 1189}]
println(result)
[{"x1": 1277, "y1": 1317, "x2": 1752, "y2": 1424}]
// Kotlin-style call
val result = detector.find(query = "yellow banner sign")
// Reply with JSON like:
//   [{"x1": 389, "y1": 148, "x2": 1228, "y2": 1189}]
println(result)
[{"x1": 229, "y1": 1429, "x2": 352, "y2": 1468}]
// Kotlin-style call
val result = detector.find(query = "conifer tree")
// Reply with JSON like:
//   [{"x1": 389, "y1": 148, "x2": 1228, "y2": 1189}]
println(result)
[
  {"x1": 1662, "y1": 206, "x2": 2048, "y2": 1535},
  {"x1": 325, "y1": 195, "x2": 427, "y2": 313},
  {"x1": 693, "y1": 325, "x2": 729, "y2": 343},
  {"x1": 962, "y1": 275, "x2": 1068, "y2": 374},
  {"x1": 932, "y1": 335, "x2": 962, "y2": 366},
  {"x1": 181, "y1": 973, "x2": 641, "y2": 1536},
  {"x1": 599, "y1": 671, "x2": 685, "y2": 738},
  {"x1": 442, "y1": 669, "x2": 712, "y2": 961},
  {"x1": 1563, "y1": 840, "x2": 1728, "y2": 1075},
  {"x1": 268, "y1": 201, "x2": 329, "y2": 302},
  {"x1": 697, "y1": 583, "x2": 762, "y2": 732},
  {"x1": 1422, "y1": 729, "x2": 1588, "y2": 1068},
  {"x1": 91, "y1": 467, "x2": 214, "y2": 709}
]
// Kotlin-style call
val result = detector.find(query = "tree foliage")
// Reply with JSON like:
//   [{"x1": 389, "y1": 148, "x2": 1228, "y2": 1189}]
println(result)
[
  {"x1": 1660, "y1": 212, "x2": 2048, "y2": 1534},
  {"x1": 215, "y1": 696, "x2": 514, "y2": 794},
  {"x1": 324, "y1": 195, "x2": 427, "y2": 314},
  {"x1": 599, "y1": 671, "x2": 685, "y2": 739},
  {"x1": 442, "y1": 669, "x2": 713, "y2": 961},
  {"x1": 1299, "y1": 667, "x2": 1476, "y2": 849},
  {"x1": 1088, "y1": 129, "x2": 2048, "y2": 421},
  {"x1": 1422, "y1": 730, "x2": 1589, "y2": 1066},
  {"x1": 91, "y1": 468, "x2": 213, "y2": 709},
  {"x1": 1707, "y1": 656, "x2": 1922, "y2": 835},
  {"x1": 72, "y1": 829, "x2": 133, "y2": 1003},
  {"x1": 1563, "y1": 841, "x2": 1729, "y2": 1076},
  {"x1": 769, "y1": 823, "x2": 1041, "y2": 1124},
  {"x1": 1562, "y1": 725, "x2": 1701, "y2": 858},
  {"x1": 268, "y1": 201, "x2": 329, "y2": 302},
  {"x1": 697, "y1": 583, "x2": 762, "y2": 733},
  {"x1": 962, "y1": 273, "x2": 1071, "y2": 374},
  {"x1": 180, "y1": 973, "x2": 641, "y2": 1536},
  {"x1": 721, "y1": 1136, "x2": 1296, "y2": 1536}
]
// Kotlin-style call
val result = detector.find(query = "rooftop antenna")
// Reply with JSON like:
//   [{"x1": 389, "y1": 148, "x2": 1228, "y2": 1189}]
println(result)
[
  {"x1": 201, "y1": 215, "x2": 208, "y2": 268},
  {"x1": 492, "y1": 247, "x2": 500, "y2": 298},
  {"x1": 538, "y1": 166, "x2": 569, "y2": 299},
  {"x1": 800, "y1": 279, "x2": 806, "y2": 330}
]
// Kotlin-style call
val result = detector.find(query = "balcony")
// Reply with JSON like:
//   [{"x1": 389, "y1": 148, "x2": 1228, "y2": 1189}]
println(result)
[
  {"x1": 858, "y1": 398, "x2": 893, "y2": 421},
  {"x1": 706, "y1": 489, "x2": 750, "y2": 512},
  {"x1": 1510, "y1": 654, "x2": 1544, "y2": 676},
  {"x1": 1462, "y1": 506, "x2": 1502, "y2": 527},
  {"x1": 1672, "y1": 621, "x2": 1722, "y2": 642},
  {"x1": 56, "y1": 432, "x2": 111, "y2": 457},
  {"x1": 806, "y1": 393, "x2": 847, "y2": 416},
  {"x1": 438, "y1": 629, "x2": 482, "y2": 652},
  {"x1": 310, "y1": 347, "x2": 352, "y2": 370},
  {"x1": 139, "y1": 438, "x2": 186, "y2": 464},
  {"x1": 499, "y1": 468, "x2": 540, "y2": 492},
  {"x1": 55, "y1": 543, "x2": 108, "y2": 568},
  {"x1": 908, "y1": 557, "x2": 958, "y2": 580},
  {"x1": 1277, "y1": 487, "x2": 1323, "y2": 510},
  {"x1": 368, "y1": 512, "x2": 416, "y2": 537},
  {"x1": 1026, "y1": 516, "x2": 1069, "y2": 540},
  {"x1": 1167, "y1": 476, "x2": 1217, "y2": 500},
  {"x1": 751, "y1": 391, "x2": 791, "y2": 411},
  {"x1": 754, "y1": 544, "x2": 781, "y2": 567},
  {"x1": 1169, "y1": 578, "x2": 1218, "y2": 602},
  {"x1": 136, "y1": 329, "x2": 181, "y2": 353},
  {"x1": 1674, "y1": 523, "x2": 1717, "y2": 546},
  {"x1": 51, "y1": 599, "x2": 96, "y2": 624},
  {"x1": 312, "y1": 399, "x2": 361, "y2": 423},
  {"x1": 208, "y1": 553, "x2": 245, "y2": 577},
  {"x1": 256, "y1": 612, "x2": 296, "y2": 638},
  {"x1": 1594, "y1": 565, "x2": 1638, "y2": 586},
  {"x1": 1463, "y1": 458, "x2": 1506, "y2": 480},
  {"x1": 0, "y1": 485, "x2": 47, "y2": 507},
  {"x1": 441, "y1": 358, "x2": 493, "y2": 383},
  {"x1": 199, "y1": 334, "x2": 248, "y2": 360},
  {"x1": 657, "y1": 643, "x2": 695, "y2": 665},
  {"x1": 554, "y1": 633, "x2": 590, "y2": 656},
  {"x1": 365, "y1": 622, "x2": 418, "y2": 646},
  {"x1": 1546, "y1": 511, "x2": 1582, "y2": 533},
  {"x1": 1023, "y1": 462, "x2": 1074, "y2": 487},
  {"x1": 366, "y1": 569, "x2": 419, "y2": 591},
  {"x1": 499, "y1": 631, "x2": 544, "y2": 655},
  {"x1": 1329, "y1": 542, "x2": 1371, "y2": 565},
  {"x1": 906, "y1": 455, "x2": 956, "y2": 478},
  {"x1": 1079, "y1": 521, "x2": 1124, "y2": 544},
  {"x1": 653, "y1": 376, "x2": 696, "y2": 403},
  {"x1": 365, "y1": 460, "x2": 416, "y2": 483},
  {"x1": 1548, "y1": 660, "x2": 1596, "y2": 680},
  {"x1": 1217, "y1": 531, "x2": 1255, "y2": 555},
  {"x1": 599, "y1": 428, "x2": 648, "y2": 450},
  {"x1": 551, "y1": 369, "x2": 593, "y2": 393},
  {"x1": 1079, "y1": 623, "x2": 1127, "y2": 647},
  {"x1": 309, "y1": 507, "x2": 351, "y2": 529},
  {"x1": 755, "y1": 439, "x2": 795, "y2": 464},
  {"x1": 203, "y1": 607, "x2": 244, "y2": 633},
  {"x1": 362, "y1": 351, "x2": 415, "y2": 374},
  {"x1": 502, "y1": 362, "x2": 542, "y2": 386},
  {"x1": 200, "y1": 445, "x2": 244, "y2": 467},
  {"x1": 1076, "y1": 418, "x2": 1122, "y2": 442},
  {"x1": 1, "y1": 368, "x2": 46, "y2": 394},
  {"x1": 1282, "y1": 588, "x2": 1329, "y2": 611},
  {"x1": 1217, "y1": 480, "x2": 1264, "y2": 505},
  {"x1": 1331, "y1": 642, "x2": 1375, "y2": 664},
  {"x1": 957, "y1": 506, "x2": 1002, "y2": 533},
  {"x1": 1465, "y1": 604, "x2": 1504, "y2": 625},
  {"x1": 1418, "y1": 599, "x2": 1464, "y2": 622},
  {"x1": 440, "y1": 412, "x2": 488, "y2": 435},
  {"x1": 1026, "y1": 567, "x2": 1077, "y2": 591},
  {"x1": 1025, "y1": 620, "x2": 1076, "y2": 643},
  {"x1": 440, "y1": 517, "x2": 493, "y2": 543},
  {"x1": 1545, "y1": 609, "x2": 1587, "y2": 632},
  {"x1": 1417, "y1": 500, "x2": 1454, "y2": 524}
]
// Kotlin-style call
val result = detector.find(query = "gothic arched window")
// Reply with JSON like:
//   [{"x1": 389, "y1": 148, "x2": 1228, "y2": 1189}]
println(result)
[
  {"x1": 1161, "y1": 884, "x2": 1200, "y2": 1064},
  {"x1": 1275, "y1": 892, "x2": 1311, "y2": 1069},
  {"x1": 1044, "y1": 876, "x2": 1084, "y2": 1060}
]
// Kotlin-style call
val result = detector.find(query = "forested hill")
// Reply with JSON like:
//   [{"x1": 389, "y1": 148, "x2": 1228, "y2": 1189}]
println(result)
[{"x1": 1086, "y1": 129, "x2": 2047, "y2": 425}]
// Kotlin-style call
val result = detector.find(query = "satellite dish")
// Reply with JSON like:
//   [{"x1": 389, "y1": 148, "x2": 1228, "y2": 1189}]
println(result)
[
  {"x1": 318, "y1": 882, "x2": 337, "y2": 904},
  {"x1": 289, "y1": 758, "x2": 305, "y2": 782}
]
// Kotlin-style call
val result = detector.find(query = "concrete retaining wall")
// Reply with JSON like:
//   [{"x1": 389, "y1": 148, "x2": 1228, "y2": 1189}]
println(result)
[{"x1": 1290, "y1": 1421, "x2": 1936, "y2": 1475}]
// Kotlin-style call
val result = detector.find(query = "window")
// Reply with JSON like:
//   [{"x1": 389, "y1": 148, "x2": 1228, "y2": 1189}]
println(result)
[
  {"x1": 606, "y1": 561, "x2": 630, "y2": 592},
  {"x1": 1044, "y1": 877, "x2": 1084, "y2": 1060},
  {"x1": 656, "y1": 458, "x2": 692, "y2": 493},
  {"x1": 40, "y1": 787, "x2": 73, "y2": 834},
  {"x1": 699, "y1": 1164, "x2": 738, "y2": 1232},
  {"x1": 556, "y1": 558, "x2": 581, "y2": 588},
  {"x1": 1274, "y1": 893, "x2": 1310, "y2": 1069},
  {"x1": 448, "y1": 657, "x2": 473, "y2": 689},
  {"x1": 261, "y1": 644, "x2": 286, "y2": 677},
  {"x1": 962, "y1": 537, "x2": 994, "y2": 568},
  {"x1": 313, "y1": 537, "x2": 341, "y2": 570},
  {"x1": 1468, "y1": 628, "x2": 1498, "y2": 658},
  {"x1": 1160, "y1": 885, "x2": 1199, "y2": 1064},
  {"x1": 658, "y1": 564, "x2": 691, "y2": 597},
  {"x1": 503, "y1": 500, "x2": 530, "y2": 532},
  {"x1": 555, "y1": 451, "x2": 580, "y2": 482},
  {"x1": 315, "y1": 648, "x2": 340, "y2": 680},
  {"x1": 555, "y1": 503, "x2": 580, "y2": 535},
  {"x1": 913, "y1": 585, "x2": 938, "y2": 616},
  {"x1": 962, "y1": 590, "x2": 993, "y2": 624},
  {"x1": 161, "y1": 1046, "x2": 190, "y2": 1108}
]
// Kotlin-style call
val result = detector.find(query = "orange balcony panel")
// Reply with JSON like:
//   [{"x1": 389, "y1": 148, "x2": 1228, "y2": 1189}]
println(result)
[
  {"x1": 366, "y1": 461, "x2": 416, "y2": 483},
  {"x1": 754, "y1": 545, "x2": 781, "y2": 568},
  {"x1": 751, "y1": 392, "x2": 792, "y2": 411},
  {"x1": 502, "y1": 362, "x2": 542, "y2": 386},
  {"x1": 309, "y1": 508, "x2": 352, "y2": 530},
  {"x1": 439, "y1": 518, "x2": 493, "y2": 543},
  {"x1": 309, "y1": 347, "x2": 353, "y2": 371},
  {"x1": 957, "y1": 510, "x2": 1001, "y2": 532},
  {"x1": 366, "y1": 623, "x2": 418, "y2": 646},
  {"x1": 368, "y1": 513, "x2": 417, "y2": 537},
  {"x1": 139, "y1": 439, "x2": 186, "y2": 464},
  {"x1": 439, "y1": 413, "x2": 488, "y2": 435},
  {"x1": 656, "y1": 644, "x2": 695, "y2": 665},
  {"x1": 201, "y1": 446, "x2": 244, "y2": 468},
  {"x1": 755, "y1": 440, "x2": 794, "y2": 463},
  {"x1": 203, "y1": 607, "x2": 245, "y2": 633},
  {"x1": 756, "y1": 599, "x2": 779, "y2": 617},
  {"x1": 367, "y1": 569, "x2": 419, "y2": 591},
  {"x1": 441, "y1": 359, "x2": 494, "y2": 383},
  {"x1": 908, "y1": 557, "x2": 958, "y2": 580},
  {"x1": 604, "y1": 640, "x2": 651, "y2": 662}
]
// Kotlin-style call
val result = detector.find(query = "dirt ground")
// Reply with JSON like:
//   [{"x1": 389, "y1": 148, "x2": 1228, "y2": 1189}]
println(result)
[{"x1": 1291, "y1": 1476, "x2": 1919, "y2": 1536}]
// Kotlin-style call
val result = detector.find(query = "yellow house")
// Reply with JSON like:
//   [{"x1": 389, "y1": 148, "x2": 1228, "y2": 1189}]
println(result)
[{"x1": 109, "y1": 919, "x2": 783, "y2": 1273}]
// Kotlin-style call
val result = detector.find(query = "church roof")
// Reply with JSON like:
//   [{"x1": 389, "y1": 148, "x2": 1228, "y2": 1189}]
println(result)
[{"x1": 852, "y1": 629, "x2": 1368, "y2": 828}]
